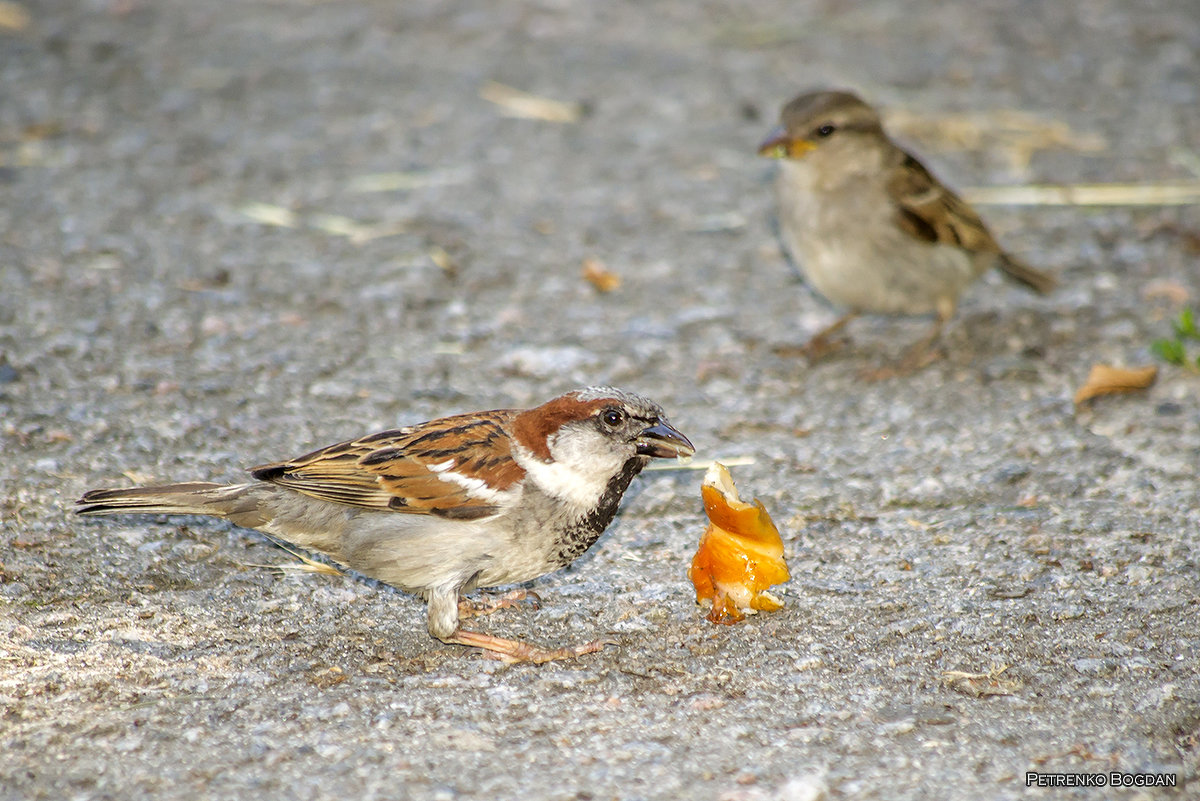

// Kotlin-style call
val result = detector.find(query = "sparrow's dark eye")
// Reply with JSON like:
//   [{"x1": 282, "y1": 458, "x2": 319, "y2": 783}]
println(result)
[
  {"x1": 815, "y1": 123, "x2": 836, "y2": 138},
  {"x1": 600, "y1": 408, "x2": 625, "y2": 428}
]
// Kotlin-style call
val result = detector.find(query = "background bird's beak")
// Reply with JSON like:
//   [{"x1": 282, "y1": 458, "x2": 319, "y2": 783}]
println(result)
[
  {"x1": 636, "y1": 420, "x2": 695, "y2": 459},
  {"x1": 757, "y1": 128, "x2": 815, "y2": 159}
]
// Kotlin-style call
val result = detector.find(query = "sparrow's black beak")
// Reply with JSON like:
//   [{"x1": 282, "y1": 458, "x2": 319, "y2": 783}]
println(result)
[{"x1": 635, "y1": 420, "x2": 695, "y2": 459}]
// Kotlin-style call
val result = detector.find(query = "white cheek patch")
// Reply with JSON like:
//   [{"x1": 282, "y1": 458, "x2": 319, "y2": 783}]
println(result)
[
  {"x1": 516, "y1": 432, "x2": 628, "y2": 510},
  {"x1": 519, "y1": 457, "x2": 610, "y2": 510}
]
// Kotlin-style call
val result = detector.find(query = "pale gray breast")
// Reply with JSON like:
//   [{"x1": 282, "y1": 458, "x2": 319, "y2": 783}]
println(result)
[{"x1": 776, "y1": 161, "x2": 985, "y2": 316}]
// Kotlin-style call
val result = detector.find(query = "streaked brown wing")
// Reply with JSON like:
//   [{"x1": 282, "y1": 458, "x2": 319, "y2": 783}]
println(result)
[
  {"x1": 887, "y1": 152, "x2": 1002, "y2": 254},
  {"x1": 248, "y1": 410, "x2": 526, "y2": 519}
]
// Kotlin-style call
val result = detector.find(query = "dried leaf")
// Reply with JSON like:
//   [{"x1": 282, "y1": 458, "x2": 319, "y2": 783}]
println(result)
[
  {"x1": 1141, "y1": 279, "x2": 1190, "y2": 306},
  {"x1": 22, "y1": 121, "x2": 63, "y2": 141},
  {"x1": 307, "y1": 665, "x2": 348, "y2": 689},
  {"x1": 308, "y1": 213, "x2": 406, "y2": 244},
  {"x1": 346, "y1": 168, "x2": 471, "y2": 194},
  {"x1": 236, "y1": 204, "x2": 407, "y2": 243},
  {"x1": 962, "y1": 183, "x2": 1200, "y2": 207},
  {"x1": 237, "y1": 202, "x2": 298, "y2": 229},
  {"x1": 943, "y1": 665, "x2": 1021, "y2": 697},
  {"x1": 581, "y1": 258, "x2": 620, "y2": 292},
  {"x1": 0, "y1": 1, "x2": 30, "y2": 32},
  {"x1": 308, "y1": 213, "x2": 373, "y2": 239},
  {"x1": 428, "y1": 245, "x2": 458, "y2": 276},
  {"x1": 1074, "y1": 364, "x2": 1157, "y2": 405},
  {"x1": 479, "y1": 82, "x2": 581, "y2": 123},
  {"x1": 885, "y1": 108, "x2": 1106, "y2": 172}
]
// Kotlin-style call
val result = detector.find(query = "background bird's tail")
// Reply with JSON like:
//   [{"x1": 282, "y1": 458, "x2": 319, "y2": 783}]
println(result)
[
  {"x1": 998, "y1": 254, "x2": 1057, "y2": 295},
  {"x1": 76, "y1": 482, "x2": 253, "y2": 518}
]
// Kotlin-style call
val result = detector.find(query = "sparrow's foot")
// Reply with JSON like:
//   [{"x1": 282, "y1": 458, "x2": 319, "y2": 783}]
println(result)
[
  {"x1": 861, "y1": 347, "x2": 942, "y2": 381},
  {"x1": 447, "y1": 629, "x2": 616, "y2": 664},
  {"x1": 773, "y1": 313, "x2": 857, "y2": 363},
  {"x1": 773, "y1": 335, "x2": 847, "y2": 362},
  {"x1": 457, "y1": 589, "x2": 541, "y2": 620},
  {"x1": 860, "y1": 318, "x2": 945, "y2": 380}
]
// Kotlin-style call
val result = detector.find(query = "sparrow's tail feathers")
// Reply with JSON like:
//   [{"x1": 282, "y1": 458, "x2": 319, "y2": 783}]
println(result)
[
  {"x1": 998, "y1": 254, "x2": 1057, "y2": 295},
  {"x1": 76, "y1": 482, "x2": 253, "y2": 518}
]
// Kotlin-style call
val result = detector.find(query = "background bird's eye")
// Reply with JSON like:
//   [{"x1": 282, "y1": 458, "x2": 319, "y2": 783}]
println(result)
[
  {"x1": 816, "y1": 123, "x2": 836, "y2": 137},
  {"x1": 601, "y1": 409, "x2": 624, "y2": 427}
]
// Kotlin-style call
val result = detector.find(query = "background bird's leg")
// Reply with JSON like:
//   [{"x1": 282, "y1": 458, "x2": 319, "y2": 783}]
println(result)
[
  {"x1": 901, "y1": 317, "x2": 947, "y2": 368},
  {"x1": 805, "y1": 311, "x2": 857, "y2": 359},
  {"x1": 446, "y1": 629, "x2": 615, "y2": 664},
  {"x1": 774, "y1": 312, "x2": 857, "y2": 360},
  {"x1": 457, "y1": 589, "x2": 541, "y2": 619},
  {"x1": 864, "y1": 299, "x2": 954, "y2": 380}
]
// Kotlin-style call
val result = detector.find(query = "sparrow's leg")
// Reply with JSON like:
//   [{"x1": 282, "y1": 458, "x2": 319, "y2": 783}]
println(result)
[
  {"x1": 428, "y1": 585, "x2": 609, "y2": 663},
  {"x1": 774, "y1": 312, "x2": 857, "y2": 361},
  {"x1": 447, "y1": 629, "x2": 615, "y2": 664},
  {"x1": 457, "y1": 589, "x2": 541, "y2": 619},
  {"x1": 899, "y1": 317, "x2": 946, "y2": 367},
  {"x1": 863, "y1": 300, "x2": 953, "y2": 380}
]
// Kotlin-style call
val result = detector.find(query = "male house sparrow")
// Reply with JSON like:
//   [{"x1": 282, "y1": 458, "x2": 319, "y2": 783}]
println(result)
[
  {"x1": 759, "y1": 90, "x2": 1056, "y2": 368},
  {"x1": 77, "y1": 387, "x2": 694, "y2": 664}
]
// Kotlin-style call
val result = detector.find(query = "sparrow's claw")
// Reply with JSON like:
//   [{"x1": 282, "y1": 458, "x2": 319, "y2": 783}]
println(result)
[
  {"x1": 773, "y1": 312, "x2": 857, "y2": 363},
  {"x1": 860, "y1": 317, "x2": 946, "y2": 380},
  {"x1": 457, "y1": 589, "x2": 542, "y2": 619},
  {"x1": 448, "y1": 629, "x2": 616, "y2": 664},
  {"x1": 801, "y1": 332, "x2": 850, "y2": 362}
]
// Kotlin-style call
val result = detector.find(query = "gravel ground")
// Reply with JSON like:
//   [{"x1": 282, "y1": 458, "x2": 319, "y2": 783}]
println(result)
[{"x1": 2, "y1": 1, "x2": 1199, "y2": 799}]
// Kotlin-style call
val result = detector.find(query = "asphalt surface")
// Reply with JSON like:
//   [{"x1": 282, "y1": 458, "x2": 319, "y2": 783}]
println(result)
[{"x1": 2, "y1": 1, "x2": 1199, "y2": 799}]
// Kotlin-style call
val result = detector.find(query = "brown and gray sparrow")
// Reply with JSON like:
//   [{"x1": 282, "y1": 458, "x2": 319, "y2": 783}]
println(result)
[
  {"x1": 77, "y1": 387, "x2": 694, "y2": 664},
  {"x1": 759, "y1": 90, "x2": 1056, "y2": 369}
]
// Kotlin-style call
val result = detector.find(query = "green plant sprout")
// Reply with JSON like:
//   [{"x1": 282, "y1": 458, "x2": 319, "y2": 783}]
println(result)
[{"x1": 1151, "y1": 306, "x2": 1200, "y2": 372}]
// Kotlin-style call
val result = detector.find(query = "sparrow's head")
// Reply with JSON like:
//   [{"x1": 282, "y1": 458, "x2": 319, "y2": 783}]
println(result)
[
  {"x1": 511, "y1": 387, "x2": 694, "y2": 507},
  {"x1": 758, "y1": 90, "x2": 884, "y2": 161}
]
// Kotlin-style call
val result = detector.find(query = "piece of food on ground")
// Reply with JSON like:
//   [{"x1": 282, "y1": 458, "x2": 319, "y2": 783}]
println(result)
[{"x1": 688, "y1": 462, "x2": 790, "y2": 625}]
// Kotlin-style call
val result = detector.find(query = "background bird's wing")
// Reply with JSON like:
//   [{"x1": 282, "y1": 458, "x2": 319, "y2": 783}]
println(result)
[
  {"x1": 886, "y1": 152, "x2": 1003, "y2": 254},
  {"x1": 248, "y1": 410, "x2": 525, "y2": 520}
]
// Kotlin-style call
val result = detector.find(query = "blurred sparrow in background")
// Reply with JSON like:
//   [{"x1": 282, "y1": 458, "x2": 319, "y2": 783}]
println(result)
[{"x1": 759, "y1": 90, "x2": 1056, "y2": 371}]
